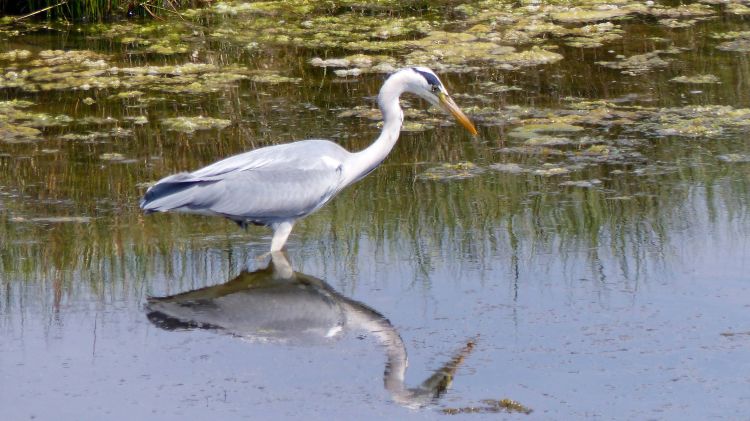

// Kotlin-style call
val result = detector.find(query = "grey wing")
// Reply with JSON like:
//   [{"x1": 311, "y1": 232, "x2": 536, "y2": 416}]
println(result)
[{"x1": 141, "y1": 140, "x2": 349, "y2": 224}]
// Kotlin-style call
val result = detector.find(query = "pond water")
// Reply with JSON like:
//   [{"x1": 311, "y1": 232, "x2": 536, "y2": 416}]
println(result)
[{"x1": 1, "y1": 1, "x2": 749, "y2": 419}]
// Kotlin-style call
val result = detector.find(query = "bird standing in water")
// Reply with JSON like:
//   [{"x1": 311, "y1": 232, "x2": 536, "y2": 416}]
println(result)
[{"x1": 140, "y1": 67, "x2": 477, "y2": 251}]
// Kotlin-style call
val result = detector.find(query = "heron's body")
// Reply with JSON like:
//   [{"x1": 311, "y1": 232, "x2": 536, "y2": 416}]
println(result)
[{"x1": 140, "y1": 67, "x2": 476, "y2": 251}]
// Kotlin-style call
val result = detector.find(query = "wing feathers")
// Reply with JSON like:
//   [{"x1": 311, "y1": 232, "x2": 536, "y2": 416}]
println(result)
[{"x1": 140, "y1": 140, "x2": 348, "y2": 224}]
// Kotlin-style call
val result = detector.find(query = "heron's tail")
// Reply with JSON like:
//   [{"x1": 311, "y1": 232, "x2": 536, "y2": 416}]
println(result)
[{"x1": 140, "y1": 173, "x2": 217, "y2": 214}]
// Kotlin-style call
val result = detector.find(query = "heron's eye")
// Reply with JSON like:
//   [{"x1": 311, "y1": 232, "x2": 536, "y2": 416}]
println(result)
[{"x1": 431, "y1": 85, "x2": 440, "y2": 93}]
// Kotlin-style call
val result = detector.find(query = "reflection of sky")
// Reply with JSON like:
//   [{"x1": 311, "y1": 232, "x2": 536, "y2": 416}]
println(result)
[{"x1": 2, "y1": 182, "x2": 748, "y2": 419}]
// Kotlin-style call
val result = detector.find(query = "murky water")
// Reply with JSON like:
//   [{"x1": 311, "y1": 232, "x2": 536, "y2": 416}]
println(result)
[{"x1": 1, "y1": 1, "x2": 749, "y2": 419}]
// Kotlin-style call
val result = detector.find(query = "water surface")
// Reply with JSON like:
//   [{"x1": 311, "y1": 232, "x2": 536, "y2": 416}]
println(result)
[{"x1": 1, "y1": 1, "x2": 749, "y2": 419}]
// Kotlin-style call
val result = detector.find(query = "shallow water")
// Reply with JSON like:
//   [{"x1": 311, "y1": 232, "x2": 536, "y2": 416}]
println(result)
[{"x1": 1, "y1": 1, "x2": 750, "y2": 419}]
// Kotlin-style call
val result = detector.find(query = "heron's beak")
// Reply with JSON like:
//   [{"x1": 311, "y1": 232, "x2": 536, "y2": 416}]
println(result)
[{"x1": 439, "y1": 92, "x2": 478, "y2": 136}]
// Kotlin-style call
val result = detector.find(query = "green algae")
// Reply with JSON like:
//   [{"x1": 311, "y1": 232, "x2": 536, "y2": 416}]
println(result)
[
  {"x1": 0, "y1": 99, "x2": 75, "y2": 144},
  {"x1": 509, "y1": 122, "x2": 585, "y2": 140},
  {"x1": 161, "y1": 116, "x2": 232, "y2": 133},
  {"x1": 0, "y1": 48, "x2": 253, "y2": 96},
  {"x1": 726, "y1": 4, "x2": 750, "y2": 15},
  {"x1": 405, "y1": 32, "x2": 562, "y2": 71},
  {"x1": 710, "y1": 30, "x2": 750, "y2": 40},
  {"x1": 551, "y1": 7, "x2": 634, "y2": 23},
  {"x1": 649, "y1": 3, "x2": 715, "y2": 18},
  {"x1": 337, "y1": 106, "x2": 382, "y2": 121},
  {"x1": 597, "y1": 51, "x2": 672, "y2": 75},
  {"x1": 310, "y1": 55, "x2": 398, "y2": 75},
  {"x1": 250, "y1": 72, "x2": 302, "y2": 84},
  {"x1": 0, "y1": 49, "x2": 31, "y2": 61},
  {"x1": 717, "y1": 34, "x2": 750, "y2": 52},
  {"x1": 670, "y1": 74, "x2": 720, "y2": 84},
  {"x1": 498, "y1": 145, "x2": 566, "y2": 157},
  {"x1": 523, "y1": 135, "x2": 573, "y2": 146},
  {"x1": 533, "y1": 165, "x2": 571, "y2": 176},
  {"x1": 418, "y1": 162, "x2": 484, "y2": 181},
  {"x1": 112, "y1": 91, "x2": 145, "y2": 99},
  {"x1": 60, "y1": 132, "x2": 111, "y2": 141},
  {"x1": 658, "y1": 18, "x2": 698, "y2": 28},
  {"x1": 0, "y1": 124, "x2": 42, "y2": 143},
  {"x1": 638, "y1": 105, "x2": 750, "y2": 138}
]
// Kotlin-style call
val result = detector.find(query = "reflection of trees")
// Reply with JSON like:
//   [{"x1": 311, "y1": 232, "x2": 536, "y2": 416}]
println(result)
[{"x1": 146, "y1": 252, "x2": 475, "y2": 408}]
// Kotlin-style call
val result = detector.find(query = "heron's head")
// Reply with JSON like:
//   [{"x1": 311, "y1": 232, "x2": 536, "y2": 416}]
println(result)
[{"x1": 407, "y1": 67, "x2": 478, "y2": 136}]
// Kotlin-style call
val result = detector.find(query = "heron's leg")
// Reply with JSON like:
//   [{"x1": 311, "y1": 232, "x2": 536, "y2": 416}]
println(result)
[{"x1": 270, "y1": 221, "x2": 294, "y2": 252}]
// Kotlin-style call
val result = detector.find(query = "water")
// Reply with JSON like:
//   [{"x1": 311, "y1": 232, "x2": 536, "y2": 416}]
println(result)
[{"x1": 1, "y1": 1, "x2": 749, "y2": 419}]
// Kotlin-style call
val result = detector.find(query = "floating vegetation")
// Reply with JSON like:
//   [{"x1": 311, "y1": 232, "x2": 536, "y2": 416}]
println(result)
[
  {"x1": 497, "y1": 145, "x2": 566, "y2": 157},
  {"x1": 716, "y1": 32, "x2": 750, "y2": 52},
  {"x1": 639, "y1": 105, "x2": 750, "y2": 138},
  {"x1": 61, "y1": 132, "x2": 111, "y2": 141},
  {"x1": 597, "y1": 51, "x2": 673, "y2": 76},
  {"x1": 311, "y1": 55, "x2": 399, "y2": 75},
  {"x1": 551, "y1": 7, "x2": 636, "y2": 24},
  {"x1": 533, "y1": 164, "x2": 571, "y2": 177},
  {"x1": 659, "y1": 18, "x2": 698, "y2": 28},
  {"x1": 670, "y1": 74, "x2": 720, "y2": 84},
  {"x1": 418, "y1": 162, "x2": 484, "y2": 181},
  {"x1": 523, "y1": 136, "x2": 573, "y2": 147},
  {"x1": 443, "y1": 398, "x2": 533, "y2": 415},
  {"x1": 0, "y1": 48, "x2": 258, "y2": 96},
  {"x1": 337, "y1": 106, "x2": 382, "y2": 121},
  {"x1": 161, "y1": 116, "x2": 232, "y2": 133},
  {"x1": 509, "y1": 122, "x2": 585, "y2": 140},
  {"x1": 0, "y1": 124, "x2": 41, "y2": 143},
  {"x1": 0, "y1": 100, "x2": 75, "y2": 143},
  {"x1": 489, "y1": 162, "x2": 527, "y2": 174},
  {"x1": 0, "y1": 49, "x2": 31, "y2": 61},
  {"x1": 250, "y1": 72, "x2": 302, "y2": 84},
  {"x1": 726, "y1": 3, "x2": 750, "y2": 15}
]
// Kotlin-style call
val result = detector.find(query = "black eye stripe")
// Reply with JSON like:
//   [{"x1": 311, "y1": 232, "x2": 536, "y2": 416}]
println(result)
[{"x1": 412, "y1": 68, "x2": 441, "y2": 87}]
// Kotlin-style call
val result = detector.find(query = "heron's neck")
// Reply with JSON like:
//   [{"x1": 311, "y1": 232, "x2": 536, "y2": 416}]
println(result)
[
  {"x1": 344, "y1": 303, "x2": 408, "y2": 393},
  {"x1": 345, "y1": 83, "x2": 403, "y2": 184}
]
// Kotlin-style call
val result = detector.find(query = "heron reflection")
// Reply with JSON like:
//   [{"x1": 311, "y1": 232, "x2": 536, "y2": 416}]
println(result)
[{"x1": 146, "y1": 252, "x2": 474, "y2": 408}]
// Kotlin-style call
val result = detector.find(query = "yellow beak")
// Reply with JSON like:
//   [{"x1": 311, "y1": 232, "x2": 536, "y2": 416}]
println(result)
[{"x1": 439, "y1": 92, "x2": 478, "y2": 136}]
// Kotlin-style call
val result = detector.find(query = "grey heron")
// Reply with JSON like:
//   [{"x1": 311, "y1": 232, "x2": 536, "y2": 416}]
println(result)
[{"x1": 140, "y1": 67, "x2": 477, "y2": 251}]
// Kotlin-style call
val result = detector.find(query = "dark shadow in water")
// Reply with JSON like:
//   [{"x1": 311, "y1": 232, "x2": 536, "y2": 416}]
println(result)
[{"x1": 146, "y1": 252, "x2": 475, "y2": 409}]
